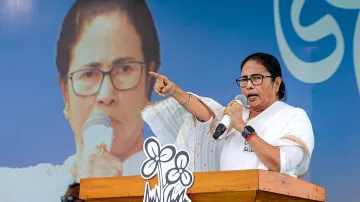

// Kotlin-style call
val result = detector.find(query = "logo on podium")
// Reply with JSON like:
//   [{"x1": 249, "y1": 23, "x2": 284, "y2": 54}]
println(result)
[{"x1": 140, "y1": 137, "x2": 194, "y2": 202}]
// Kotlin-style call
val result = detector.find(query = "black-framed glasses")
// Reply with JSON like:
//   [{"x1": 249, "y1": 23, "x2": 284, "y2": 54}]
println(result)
[
  {"x1": 236, "y1": 74, "x2": 273, "y2": 88},
  {"x1": 61, "y1": 195, "x2": 85, "y2": 202},
  {"x1": 68, "y1": 61, "x2": 145, "y2": 96}
]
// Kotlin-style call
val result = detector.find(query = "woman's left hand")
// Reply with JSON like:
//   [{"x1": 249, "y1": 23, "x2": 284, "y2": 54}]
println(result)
[{"x1": 223, "y1": 100, "x2": 246, "y2": 133}]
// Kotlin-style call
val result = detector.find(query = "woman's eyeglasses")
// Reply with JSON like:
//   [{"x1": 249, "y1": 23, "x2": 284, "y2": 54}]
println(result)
[
  {"x1": 236, "y1": 74, "x2": 273, "y2": 88},
  {"x1": 68, "y1": 61, "x2": 145, "y2": 96}
]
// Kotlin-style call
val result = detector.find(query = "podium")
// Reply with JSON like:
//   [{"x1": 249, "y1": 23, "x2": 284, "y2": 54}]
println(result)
[{"x1": 80, "y1": 170, "x2": 325, "y2": 202}]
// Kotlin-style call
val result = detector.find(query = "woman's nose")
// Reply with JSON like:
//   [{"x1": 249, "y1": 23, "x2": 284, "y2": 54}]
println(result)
[
  {"x1": 96, "y1": 75, "x2": 118, "y2": 106},
  {"x1": 246, "y1": 79, "x2": 255, "y2": 89}
]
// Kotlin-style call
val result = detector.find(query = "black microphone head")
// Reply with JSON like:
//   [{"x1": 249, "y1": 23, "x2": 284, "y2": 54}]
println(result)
[
  {"x1": 213, "y1": 131, "x2": 222, "y2": 140},
  {"x1": 213, "y1": 123, "x2": 227, "y2": 140}
]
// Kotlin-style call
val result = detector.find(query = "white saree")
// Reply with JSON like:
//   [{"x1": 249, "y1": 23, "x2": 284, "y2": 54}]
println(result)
[{"x1": 140, "y1": 93, "x2": 314, "y2": 178}]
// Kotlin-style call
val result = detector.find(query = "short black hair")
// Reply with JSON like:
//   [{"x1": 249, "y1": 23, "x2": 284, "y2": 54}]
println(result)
[{"x1": 68, "y1": 182, "x2": 80, "y2": 189}]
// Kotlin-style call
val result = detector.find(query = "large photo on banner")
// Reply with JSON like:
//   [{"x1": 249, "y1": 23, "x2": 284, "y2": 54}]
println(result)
[{"x1": 0, "y1": 0, "x2": 359, "y2": 201}]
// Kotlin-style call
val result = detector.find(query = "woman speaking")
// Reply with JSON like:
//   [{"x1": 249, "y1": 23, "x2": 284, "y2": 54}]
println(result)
[{"x1": 141, "y1": 52, "x2": 314, "y2": 178}]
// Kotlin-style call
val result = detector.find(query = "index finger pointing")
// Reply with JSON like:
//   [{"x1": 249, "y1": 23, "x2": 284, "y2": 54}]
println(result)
[{"x1": 149, "y1": 71, "x2": 160, "y2": 78}]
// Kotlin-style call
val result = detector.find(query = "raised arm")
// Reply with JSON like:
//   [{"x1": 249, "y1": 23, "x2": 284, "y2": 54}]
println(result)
[{"x1": 149, "y1": 72, "x2": 212, "y2": 122}]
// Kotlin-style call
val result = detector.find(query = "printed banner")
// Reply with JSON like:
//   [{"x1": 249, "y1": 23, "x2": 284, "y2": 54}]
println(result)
[{"x1": 0, "y1": 0, "x2": 359, "y2": 201}]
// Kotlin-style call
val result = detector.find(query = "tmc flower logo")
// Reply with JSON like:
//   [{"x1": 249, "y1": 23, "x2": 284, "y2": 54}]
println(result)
[
  {"x1": 166, "y1": 151, "x2": 193, "y2": 188},
  {"x1": 141, "y1": 137, "x2": 176, "y2": 179},
  {"x1": 140, "y1": 137, "x2": 194, "y2": 202}
]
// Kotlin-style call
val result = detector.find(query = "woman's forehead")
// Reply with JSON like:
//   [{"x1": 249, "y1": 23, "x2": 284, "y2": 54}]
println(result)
[
  {"x1": 69, "y1": 13, "x2": 143, "y2": 72},
  {"x1": 241, "y1": 60, "x2": 268, "y2": 76}
]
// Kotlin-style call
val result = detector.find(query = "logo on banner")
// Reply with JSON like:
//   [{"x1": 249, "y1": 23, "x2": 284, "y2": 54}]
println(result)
[
  {"x1": 140, "y1": 137, "x2": 194, "y2": 202},
  {"x1": 274, "y1": 0, "x2": 360, "y2": 94}
]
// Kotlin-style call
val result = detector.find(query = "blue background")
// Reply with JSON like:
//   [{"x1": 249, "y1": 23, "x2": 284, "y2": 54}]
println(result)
[{"x1": 0, "y1": 0, "x2": 359, "y2": 201}]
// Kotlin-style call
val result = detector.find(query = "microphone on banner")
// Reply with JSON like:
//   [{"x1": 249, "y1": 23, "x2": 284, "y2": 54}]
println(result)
[
  {"x1": 82, "y1": 115, "x2": 114, "y2": 162},
  {"x1": 213, "y1": 94, "x2": 248, "y2": 140}
]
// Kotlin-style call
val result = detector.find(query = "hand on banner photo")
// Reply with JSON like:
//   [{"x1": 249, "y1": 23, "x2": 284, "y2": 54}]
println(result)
[
  {"x1": 223, "y1": 100, "x2": 246, "y2": 133},
  {"x1": 149, "y1": 72, "x2": 176, "y2": 97},
  {"x1": 72, "y1": 146, "x2": 123, "y2": 182}
]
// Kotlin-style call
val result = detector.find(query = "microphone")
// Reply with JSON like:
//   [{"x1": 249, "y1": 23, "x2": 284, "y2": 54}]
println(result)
[
  {"x1": 82, "y1": 115, "x2": 114, "y2": 160},
  {"x1": 213, "y1": 95, "x2": 248, "y2": 140}
]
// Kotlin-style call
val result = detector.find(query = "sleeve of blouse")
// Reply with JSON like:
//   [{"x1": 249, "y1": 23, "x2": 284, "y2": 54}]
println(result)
[{"x1": 279, "y1": 145, "x2": 305, "y2": 173}]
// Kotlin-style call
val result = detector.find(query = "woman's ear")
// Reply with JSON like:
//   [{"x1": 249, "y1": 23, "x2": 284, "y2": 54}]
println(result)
[
  {"x1": 58, "y1": 74, "x2": 69, "y2": 105},
  {"x1": 275, "y1": 77, "x2": 282, "y2": 92}
]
